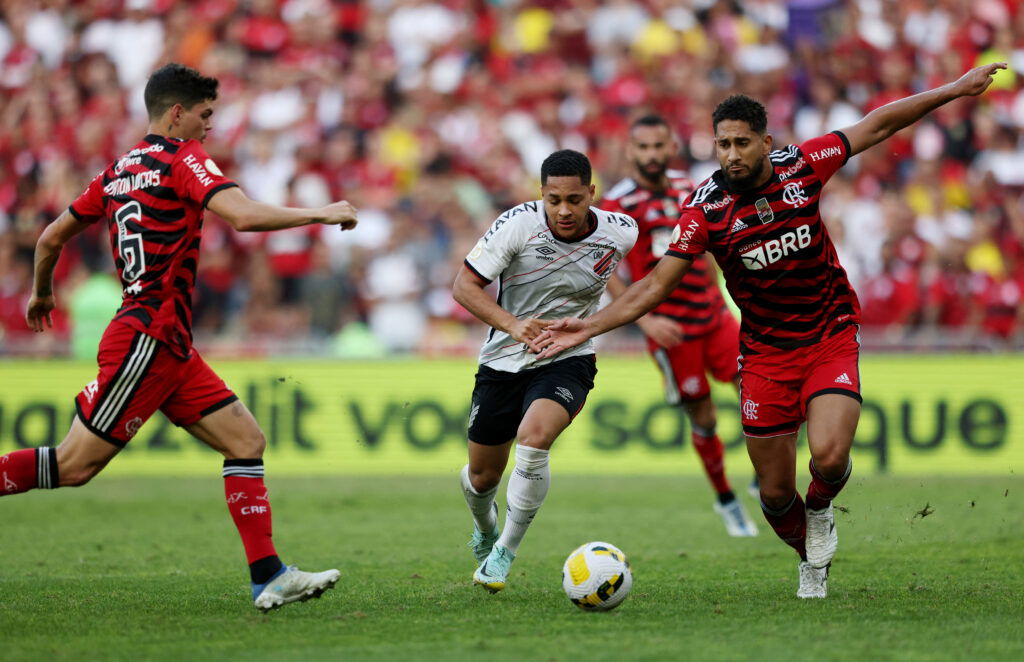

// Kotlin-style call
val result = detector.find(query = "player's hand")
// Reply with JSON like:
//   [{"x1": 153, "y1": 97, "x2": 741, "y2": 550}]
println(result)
[
  {"x1": 636, "y1": 314, "x2": 683, "y2": 349},
  {"x1": 529, "y1": 318, "x2": 589, "y2": 359},
  {"x1": 953, "y1": 62, "x2": 1007, "y2": 97},
  {"x1": 321, "y1": 201, "x2": 358, "y2": 230},
  {"x1": 509, "y1": 317, "x2": 553, "y2": 345},
  {"x1": 26, "y1": 294, "x2": 56, "y2": 333}
]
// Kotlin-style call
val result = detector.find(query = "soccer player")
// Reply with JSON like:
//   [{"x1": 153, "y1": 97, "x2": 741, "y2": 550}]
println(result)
[
  {"x1": 13, "y1": 63, "x2": 358, "y2": 611},
  {"x1": 453, "y1": 149, "x2": 638, "y2": 592},
  {"x1": 532, "y1": 63, "x2": 1006, "y2": 598},
  {"x1": 602, "y1": 114, "x2": 758, "y2": 537}
]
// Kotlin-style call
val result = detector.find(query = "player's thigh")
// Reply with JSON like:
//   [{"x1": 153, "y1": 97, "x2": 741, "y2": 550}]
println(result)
[
  {"x1": 162, "y1": 351, "x2": 256, "y2": 458},
  {"x1": 467, "y1": 367, "x2": 528, "y2": 447},
  {"x1": 650, "y1": 341, "x2": 710, "y2": 403},
  {"x1": 55, "y1": 416, "x2": 122, "y2": 486},
  {"x1": 745, "y1": 431, "x2": 798, "y2": 504},
  {"x1": 518, "y1": 355, "x2": 597, "y2": 449},
  {"x1": 704, "y1": 312, "x2": 741, "y2": 384},
  {"x1": 75, "y1": 324, "x2": 178, "y2": 448}
]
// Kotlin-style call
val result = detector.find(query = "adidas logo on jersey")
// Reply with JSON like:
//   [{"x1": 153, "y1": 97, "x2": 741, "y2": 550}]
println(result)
[
  {"x1": 731, "y1": 218, "x2": 748, "y2": 232},
  {"x1": 835, "y1": 373, "x2": 853, "y2": 385}
]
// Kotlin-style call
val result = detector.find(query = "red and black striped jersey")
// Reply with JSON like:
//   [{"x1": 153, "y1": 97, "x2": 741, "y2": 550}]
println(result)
[
  {"x1": 601, "y1": 172, "x2": 729, "y2": 339},
  {"x1": 666, "y1": 131, "x2": 860, "y2": 354},
  {"x1": 69, "y1": 134, "x2": 237, "y2": 358}
]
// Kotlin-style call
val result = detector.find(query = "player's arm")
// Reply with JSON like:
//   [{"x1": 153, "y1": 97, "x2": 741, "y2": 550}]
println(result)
[
  {"x1": 840, "y1": 63, "x2": 1006, "y2": 157},
  {"x1": 607, "y1": 272, "x2": 683, "y2": 348},
  {"x1": 452, "y1": 265, "x2": 550, "y2": 344},
  {"x1": 531, "y1": 255, "x2": 692, "y2": 358},
  {"x1": 206, "y1": 187, "x2": 358, "y2": 233},
  {"x1": 26, "y1": 210, "x2": 91, "y2": 332}
]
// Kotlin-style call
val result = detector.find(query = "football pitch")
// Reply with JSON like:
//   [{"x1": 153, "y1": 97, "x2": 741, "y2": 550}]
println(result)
[{"x1": 2, "y1": 474, "x2": 1021, "y2": 661}]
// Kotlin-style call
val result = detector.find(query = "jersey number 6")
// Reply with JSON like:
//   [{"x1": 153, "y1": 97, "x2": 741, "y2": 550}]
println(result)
[{"x1": 115, "y1": 201, "x2": 146, "y2": 282}]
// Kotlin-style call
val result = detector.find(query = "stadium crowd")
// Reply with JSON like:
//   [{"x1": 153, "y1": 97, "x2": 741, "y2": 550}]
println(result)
[{"x1": 1, "y1": 0, "x2": 1023, "y2": 356}]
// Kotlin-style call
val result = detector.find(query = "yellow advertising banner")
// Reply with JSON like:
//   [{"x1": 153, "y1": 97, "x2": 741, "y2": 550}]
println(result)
[{"x1": 1, "y1": 355, "x2": 1020, "y2": 475}]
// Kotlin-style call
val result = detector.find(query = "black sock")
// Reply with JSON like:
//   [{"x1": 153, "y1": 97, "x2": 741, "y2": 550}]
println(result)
[
  {"x1": 717, "y1": 490, "x2": 737, "y2": 505},
  {"x1": 250, "y1": 555, "x2": 284, "y2": 584}
]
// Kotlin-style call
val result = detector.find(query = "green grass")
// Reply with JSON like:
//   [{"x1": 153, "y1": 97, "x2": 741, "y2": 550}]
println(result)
[{"x1": 1, "y1": 474, "x2": 1022, "y2": 661}]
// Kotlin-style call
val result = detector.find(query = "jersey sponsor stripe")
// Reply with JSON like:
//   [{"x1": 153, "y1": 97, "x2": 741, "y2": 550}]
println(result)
[
  {"x1": 506, "y1": 236, "x2": 608, "y2": 280},
  {"x1": 92, "y1": 333, "x2": 157, "y2": 432}
]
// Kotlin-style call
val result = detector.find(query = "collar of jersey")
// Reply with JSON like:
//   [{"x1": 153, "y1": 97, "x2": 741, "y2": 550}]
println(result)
[{"x1": 545, "y1": 210, "x2": 599, "y2": 244}]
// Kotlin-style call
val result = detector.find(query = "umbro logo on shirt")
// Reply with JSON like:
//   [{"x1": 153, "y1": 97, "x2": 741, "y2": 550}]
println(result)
[
  {"x1": 555, "y1": 387, "x2": 573, "y2": 402},
  {"x1": 835, "y1": 373, "x2": 853, "y2": 385}
]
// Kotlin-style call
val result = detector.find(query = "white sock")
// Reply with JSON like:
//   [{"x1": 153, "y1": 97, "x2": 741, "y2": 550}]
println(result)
[
  {"x1": 497, "y1": 445, "x2": 550, "y2": 555},
  {"x1": 460, "y1": 464, "x2": 498, "y2": 533}
]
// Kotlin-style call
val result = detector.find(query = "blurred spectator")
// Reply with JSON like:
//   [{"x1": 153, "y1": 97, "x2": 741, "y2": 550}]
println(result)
[{"x1": 1, "y1": 0, "x2": 1023, "y2": 355}]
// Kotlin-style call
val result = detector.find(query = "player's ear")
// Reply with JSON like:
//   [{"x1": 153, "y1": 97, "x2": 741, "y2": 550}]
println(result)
[
  {"x1": 762, "y1": 133, "x2": 773, "y2": 154},
  {"x1": 588, "y1": 183, "x2": 595, "y2": 198},
  {"x1": 170, "y1": 103, "x2": 184, "y2": 125}
]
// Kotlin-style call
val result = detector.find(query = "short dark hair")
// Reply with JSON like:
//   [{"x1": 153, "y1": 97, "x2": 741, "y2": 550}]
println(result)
[
  {"x1": 540, "y1": 149, "x2": 591, "y2": 185},
  {"x1": 630, "y1": 113, "x2": 670, "y2": 131},
  {"x1": 144, "y1": 63, "x2": 219, "y2": 119},
  {"x1": 712, "y1": 94, "x2": 767, "y2": 134}
]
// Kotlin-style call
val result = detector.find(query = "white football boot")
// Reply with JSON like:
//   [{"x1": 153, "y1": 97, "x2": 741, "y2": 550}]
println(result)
[
  {"x1": 805, "y1": 503, "x2": 838, "y2": 568},
  {"x1": 713, "y1": 498, "x2": 759, "y2": 537},
  {"x1": 253, "y1": 565, "x2": 340, "y2": 612},
  {"x1": 796, "y1": 561, "x2": 828, "y2": 599}
]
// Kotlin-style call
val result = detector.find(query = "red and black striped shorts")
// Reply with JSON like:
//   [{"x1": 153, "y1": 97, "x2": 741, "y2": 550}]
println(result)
[{"x1": 75, "y1": 322, "x2": 237, "y2": 447}]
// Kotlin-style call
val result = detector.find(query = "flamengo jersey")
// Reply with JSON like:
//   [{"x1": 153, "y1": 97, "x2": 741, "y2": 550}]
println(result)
[
  {"x1": 666, "y1": 131, "x2": 860, "y2": 354},
  {"x1": 69, "y1": 134, "x2": 238, "y2": 358},
  {"x1": 601, "y1": 171, "x2": 729, "y2": 339},
  {"x1": 465, "y1": 201, "x2": 638, "y2": 372}
]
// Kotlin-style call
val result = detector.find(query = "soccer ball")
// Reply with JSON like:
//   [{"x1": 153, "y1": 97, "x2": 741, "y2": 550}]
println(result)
[{"x1": 561, "y1": 541, "x2": 633, "y2": 611}]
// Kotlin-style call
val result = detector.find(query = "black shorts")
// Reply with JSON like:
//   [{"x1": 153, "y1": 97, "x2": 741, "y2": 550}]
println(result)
[{"x1": 467, "y1": 355, "x2": 598, "y2": 446}]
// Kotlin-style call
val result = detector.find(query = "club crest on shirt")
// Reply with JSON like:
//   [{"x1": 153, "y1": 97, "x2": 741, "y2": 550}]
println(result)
[{"x1": 754, "y1": 197, "x2": 774, "y2": 224}]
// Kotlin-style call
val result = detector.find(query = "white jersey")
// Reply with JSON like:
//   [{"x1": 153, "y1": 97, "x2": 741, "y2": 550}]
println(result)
[{"x1": 465, "y1": 201, "x2": 638, "y2": 372}]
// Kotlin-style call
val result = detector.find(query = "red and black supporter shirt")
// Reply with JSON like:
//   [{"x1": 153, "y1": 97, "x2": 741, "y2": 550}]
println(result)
[
  {"x1": 69, "y1": 134, "x2": 238, "y2": 358},
  {"x1": 601, "y1": 172, "x2": 729, "y2": 339},
  {"x1": 666, "y1": 131, "x2": 860, "y2": 355}
]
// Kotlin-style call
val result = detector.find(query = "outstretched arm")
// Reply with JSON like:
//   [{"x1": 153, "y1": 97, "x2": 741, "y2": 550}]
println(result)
[
  {"x1": 26, "y1": 210, "x2": 91, "y2": 332},
  {"x1": 452, "y1": 265, "x2": 551, "y2": 344},
  {"x1": 607, "y1": 272, "x2": 683, "y2": 348},
  {"x1": 841, "y1": 62, "x2": 1006, "y2": 157},
  {"x1": 206, "y1": 186, "x2": 358, "y2": 232},
  {"x1": 531, "y1": 255, "x2": 692, "y2": 358}
]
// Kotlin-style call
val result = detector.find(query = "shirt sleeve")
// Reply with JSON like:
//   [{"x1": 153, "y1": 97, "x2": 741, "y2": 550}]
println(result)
[
  {"x1": 464, "y1": 210, "x2": 530, "y2": 283},
  {"x1": 67, "y1": 173, "x2": 105, "y2": 224},
  {"x1": 800, "y1": 130, "x2": 851, "y2": 184},
  {"x1": 664, "y1": 207, "x2": 708, "y2": 260},
  {"x1": 171, "y1": 141, "x2": 238, "y2": 208}
]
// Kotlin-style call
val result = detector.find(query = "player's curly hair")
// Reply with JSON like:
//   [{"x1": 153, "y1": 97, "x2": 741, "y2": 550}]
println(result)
[
  {"x1": 712, "y1": 95, "x2": 767, "y2": 134},
  {"x1": 541, "y1": 149, "x2": 592, "y2": 185},
  {"x1": 144, "y1": 63, "x2": 219, "y2": 119}
]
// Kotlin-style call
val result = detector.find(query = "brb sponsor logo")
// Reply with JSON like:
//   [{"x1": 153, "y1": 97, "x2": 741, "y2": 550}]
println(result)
[{"x1": 739, "y1": 224, "x2": 812, "y2": 270}]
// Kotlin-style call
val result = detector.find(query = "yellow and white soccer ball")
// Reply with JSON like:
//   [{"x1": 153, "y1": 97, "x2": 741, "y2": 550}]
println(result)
[{"x1": 561, "y1": 541, "x2": 633, "y2": 611}]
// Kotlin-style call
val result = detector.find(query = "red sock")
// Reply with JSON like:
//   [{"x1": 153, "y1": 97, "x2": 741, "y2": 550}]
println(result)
[
  {"x1": 761, "y1": 493, "x2": 807, "y2": 559},
  {"x1": 223, "y1": 460, "x2": 278, "y2": 565},
  {"x1": 691, "y1": 431, "x2": 732, "y2": 496},
  {"x1": 806, "y1": 458, "x2": 852, "y2": 511},
  {"x1": 1, "y1": 447, "x2": 58, "y2": 495}
]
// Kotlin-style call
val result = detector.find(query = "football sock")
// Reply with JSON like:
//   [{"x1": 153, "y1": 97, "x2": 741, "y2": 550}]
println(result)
[
  {"x1": 806, "y1": 457, "x2": 852, "y2": 511},
  {"x1": 0, "y1": 447, "x2": 58, "y2": 495},
  {"x1": 460, "y1": 464, "x2": 499, "y2": 533},
  {"x1": 222, "y1": 459, "x2": 283, "y2": 584},
  {"x1": 497, "y1": 445, "x2": 550, "y2": 555},
  {"x1": 691, "y1": 423, "x2": 732, "y2": 496},
  {"x1": 761, "y1": 492, "x2": 807, "y2": 560}
]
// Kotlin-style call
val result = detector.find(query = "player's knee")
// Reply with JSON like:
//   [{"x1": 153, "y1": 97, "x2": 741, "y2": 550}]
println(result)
[
  {"x1": 515, "y1": 425, "x2": 557, "y2": 451},
  {"x1": 468, "y1": 466, "x2": 501, "y2": 492},
  {"x1": 811, "y1": 448, "x2": 850, "y2": 480},
  {"x1": 233, "y1": 427, "x2": 267, "y2": 459}
]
